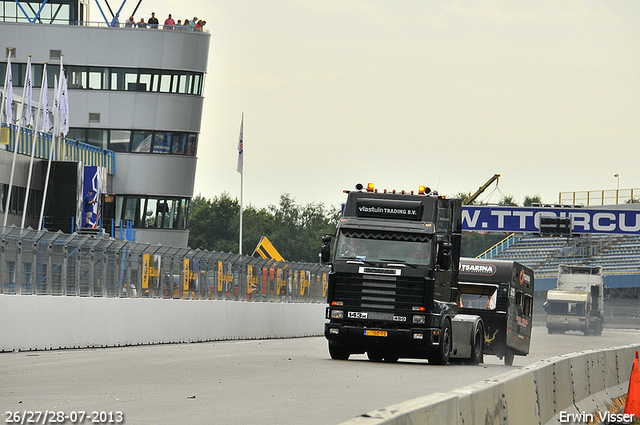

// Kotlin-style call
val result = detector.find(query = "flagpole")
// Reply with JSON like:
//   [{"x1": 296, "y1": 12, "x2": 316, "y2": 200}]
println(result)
[
  {"x1": 4, "y1": 55, "x2": 31, "y2": 227},
  {"x1": 22, "y1": 62, "x2": 44, "y2": 228},
  {"x1": 39, "y1": 55, "x2": 63, "y2": 231},
  {"x1": 237, "y1": 113, "x2": 244, "y2": 255}
]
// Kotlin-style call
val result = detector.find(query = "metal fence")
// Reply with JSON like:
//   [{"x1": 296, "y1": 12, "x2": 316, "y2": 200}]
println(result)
[{"x1": 0, "y1": 226, "x2": 330, "y2": 303}]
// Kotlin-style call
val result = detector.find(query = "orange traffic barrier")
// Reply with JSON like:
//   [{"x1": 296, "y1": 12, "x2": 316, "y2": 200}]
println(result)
[{"x1": 624, "y1": 351, "x2": 640, "y2": 416}]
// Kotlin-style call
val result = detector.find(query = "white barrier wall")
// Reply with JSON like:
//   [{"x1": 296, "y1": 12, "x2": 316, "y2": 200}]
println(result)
[
  {"x1": 339, "y1": 344, "x2": 640, "y2": 425},
  {"x1": 0, "y1": 295, "x2": 326, "y2": 352}
]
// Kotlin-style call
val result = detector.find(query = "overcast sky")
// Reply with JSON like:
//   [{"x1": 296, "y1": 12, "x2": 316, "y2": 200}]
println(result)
[{"x1": 100, "y1": 1, "x2": 640, "y2": 209}]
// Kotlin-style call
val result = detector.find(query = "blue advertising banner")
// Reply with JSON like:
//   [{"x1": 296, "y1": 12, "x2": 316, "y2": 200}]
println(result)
[
  {"x1": 82, "y1": 165, "x2": 106, "y2": 229},
  {"x1": 462, "y1": 206, "x2": 640, "y2": 235}
]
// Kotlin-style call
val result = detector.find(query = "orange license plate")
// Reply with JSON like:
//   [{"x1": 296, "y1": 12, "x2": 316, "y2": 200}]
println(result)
[{"x1": 364, "y1": 330, "x2": 388, "y2": 337}]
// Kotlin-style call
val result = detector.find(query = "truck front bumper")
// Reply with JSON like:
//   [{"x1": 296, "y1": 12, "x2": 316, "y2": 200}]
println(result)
[
  {"x1": 547, "y1": 315, "x2": 586, "y2": 332},
  {"x1": 324, "y1": 322, "x2": 440, "y2": 354}
]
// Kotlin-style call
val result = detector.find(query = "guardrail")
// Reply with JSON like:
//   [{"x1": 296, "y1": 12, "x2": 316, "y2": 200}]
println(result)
[{"x1": 339, "y1": 344, "x2": 640, "y2": 425}]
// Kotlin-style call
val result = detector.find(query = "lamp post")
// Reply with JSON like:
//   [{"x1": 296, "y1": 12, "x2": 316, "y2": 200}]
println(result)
[{"x1": 614, "y1": 174, "x2": 620, "y2": 204}]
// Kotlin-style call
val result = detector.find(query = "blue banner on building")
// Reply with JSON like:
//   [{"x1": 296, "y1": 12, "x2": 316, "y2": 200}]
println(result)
[
  {"x1": 462, "y1": 206, "x2": 640, "y2": 235},
  {"x1": 82, "y1": 165, "x2": 106, "y2": 228}
]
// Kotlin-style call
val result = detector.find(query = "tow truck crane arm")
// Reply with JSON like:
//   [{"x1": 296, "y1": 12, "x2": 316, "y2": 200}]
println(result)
[{"x1": 464, "y1": 174, "x2": 500, "y2": 205}]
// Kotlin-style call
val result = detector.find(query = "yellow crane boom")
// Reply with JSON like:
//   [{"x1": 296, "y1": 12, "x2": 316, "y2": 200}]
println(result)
[{"x1": 465, "y1": 174, "x2": 500, "y2": 205}]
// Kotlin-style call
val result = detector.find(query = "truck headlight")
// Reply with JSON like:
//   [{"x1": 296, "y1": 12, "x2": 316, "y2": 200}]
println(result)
[
  {"x1": 413, "y1": 315, "x2": 426, "y2": 324},
  {"x1": 331, "y1": 310, "x2": 344, "y2": 319}
]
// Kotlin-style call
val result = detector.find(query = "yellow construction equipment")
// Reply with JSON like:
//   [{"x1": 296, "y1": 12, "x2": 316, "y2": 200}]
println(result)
[{"x1": 465, "y1": 174, "x2": 500, "y2": 205}]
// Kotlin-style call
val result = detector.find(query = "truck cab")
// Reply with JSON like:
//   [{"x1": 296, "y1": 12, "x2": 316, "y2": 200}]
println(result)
[
  {"x1": 545, "y1": 265, "x2": 604, "y2": 336},
  {"x1": 322, "y1": 183, "x2": 484, "y2": 365}
]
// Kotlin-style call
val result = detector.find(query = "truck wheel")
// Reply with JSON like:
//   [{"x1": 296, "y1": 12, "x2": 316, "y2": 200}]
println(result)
[
  {"x1": 328, "y1": 342, "x2": 350, "y2": 360},
  {"x1": 595, "y1": 322, "x2": 603, "y2": 336},
  {"x1": 504, "y1": 349, "x2": 514, "y2": 366},
  {"x1": 367, "y1": 350, "x2": 383, "y2": 362},
  {"x1": 430, "y1": 319, "x2": 452, "y2": 365},
  {"x1": 468, "y1": 323, "x2": 484, "y2": 365}
]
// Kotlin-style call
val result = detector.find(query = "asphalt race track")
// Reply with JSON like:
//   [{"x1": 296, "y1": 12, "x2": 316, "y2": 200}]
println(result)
[{"x1": 2, "y1": 326, "x2": 640, "y2": 425}]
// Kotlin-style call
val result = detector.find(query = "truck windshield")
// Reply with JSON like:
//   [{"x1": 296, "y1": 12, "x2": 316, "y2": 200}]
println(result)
[
  {"x1": 335, "y1": 230, "x2": 432, "y2": 266},
  {"x1": 547, "y1": 301, "x2": 585, "y2": 316}
]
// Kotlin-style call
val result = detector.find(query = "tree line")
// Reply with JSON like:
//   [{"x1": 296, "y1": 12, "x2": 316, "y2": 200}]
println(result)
[
  {"x1": 188, "y1": 193, "x2": 340, "y2": 263},
  {"x1": 188, "y1": 192, "x2": 543, "y2": 262}
]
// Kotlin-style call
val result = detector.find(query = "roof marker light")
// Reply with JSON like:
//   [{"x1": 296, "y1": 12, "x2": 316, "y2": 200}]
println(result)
[{"x1": 366, "y1": 183, "x2": 375, "y2": 192}]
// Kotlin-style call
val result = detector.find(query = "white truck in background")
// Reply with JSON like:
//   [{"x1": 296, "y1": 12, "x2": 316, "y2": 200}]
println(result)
[{"x1": 545, "y1": 264, "x2": 604, "y2": 336}]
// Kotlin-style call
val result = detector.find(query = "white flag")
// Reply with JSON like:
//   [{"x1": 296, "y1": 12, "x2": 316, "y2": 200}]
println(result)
[
  {"x1": 41, "y1": 71, "x2": 50, "y2": 133},
  {"x1": 236, "y1": 115, "x2": 243, "y2": 174},
  {"x1": 60, "y1": 71, "x2": 68, "y2": 136},
  {"x1": 24, "y1": 64, "x2": 32, "y2": 126},
  {"x1": 5, "y1": 57, "x2": 13, "y2": 124}
]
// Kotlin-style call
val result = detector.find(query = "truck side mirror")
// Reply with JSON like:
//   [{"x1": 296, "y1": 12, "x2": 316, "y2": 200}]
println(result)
[
  {"x1": 321, "y1": 234, "x2": 333, "y2": 264},
  {"x1": 437, "y1": 241, "x2": 452, "y2": 270}
]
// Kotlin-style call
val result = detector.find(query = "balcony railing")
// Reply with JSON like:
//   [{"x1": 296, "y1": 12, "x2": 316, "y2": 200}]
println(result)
[{"x1": 1, "y1": 123, "x2": 115, "y2": 174}]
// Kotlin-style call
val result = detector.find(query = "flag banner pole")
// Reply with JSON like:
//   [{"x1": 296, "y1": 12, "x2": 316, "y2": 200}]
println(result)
[
  {"x1": 237, "y1": 113, "x2": 244, "y2": 255},
  {"x1": 22, "y1": 61, "x2": 44, "y2": 228},
  {"x1": 39, "y1": 56, "x2": 63, "y2": 231},
  {"x1": 4, "y1": 55, "x2": 31, "y2": 227}
]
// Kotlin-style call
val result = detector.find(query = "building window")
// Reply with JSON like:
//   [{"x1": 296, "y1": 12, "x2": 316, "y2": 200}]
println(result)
[
  {"x1": 88, "y1": 67, "x2": 108, "y2": 90},
  {"x1": 152, "y1": 132, "x2": 170, "y2": 153},
  {"x1": 2, "y1": 62, "x2": 205, "y2": 95},
  {"x1": 109, "y1": 130, "x2": 131, "y2": 152},
  {"x1": 87, "y1": 129, "x2": 108, "y2": 150},
  {"x1": 70, "y1": 128, "x2": 198, "y2": 156},
  {"x1": 67, "y1": 128, "x2": 86, "y2": 144},
  {"x1": 116, "y1": 195, "x2": 190, "y2": 230},
  {"x1": 131, "y1": 131, "x2": 152, "y2": 153},
  {"x1": 171, "y1": 133, "x2": 187, "y2": 154},
  {"x1": 186, "y1": 134, "x2": 197, "y2": 156},
  {"x1": 67, "y1": 65, "x2": 86, "y2": 89},
  {"x1": 0, "y1": 183, "x2": 41, "y2": 217}
]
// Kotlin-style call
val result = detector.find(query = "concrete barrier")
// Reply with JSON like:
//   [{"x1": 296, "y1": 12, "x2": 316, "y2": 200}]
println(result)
[
  {"x1": 339, "y1": 344, "x2": 640, "y2": 425},
  {"x1": 0, "y1": 294, "x2": 326, "y2": 352}
]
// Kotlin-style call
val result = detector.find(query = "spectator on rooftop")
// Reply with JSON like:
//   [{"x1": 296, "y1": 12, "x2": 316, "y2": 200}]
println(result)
[
  {"x1": 148, "y1": 12, "x2": 159, "y2": 29},
  {"x1": 164, "y1": 14, "x2": 175, "y2": 30},
  {"x1": 137, "y1": 17, "x2": 147, "y2": 29},
  {"x1": 125, "y1": 16, "x2": 135, "y2": 28}
]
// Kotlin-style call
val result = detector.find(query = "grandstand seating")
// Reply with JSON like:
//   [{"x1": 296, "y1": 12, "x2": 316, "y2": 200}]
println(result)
[{"x1": 487, "y1": 234, "x2": 640, "y2": 278}]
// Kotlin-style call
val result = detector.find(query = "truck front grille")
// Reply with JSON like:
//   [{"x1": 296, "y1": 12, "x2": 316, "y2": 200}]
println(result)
[{"x1": 333, "y1": 273, "x2": 424, "y2": 311}]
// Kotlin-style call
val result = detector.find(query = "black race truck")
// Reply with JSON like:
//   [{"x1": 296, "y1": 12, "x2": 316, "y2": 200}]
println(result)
[
  {"x1": 321, "y1": 183, "x2": 485, "y2": 365},
  {"x1": 458, "y1": 258, "x2": 534, "y2": 365}
]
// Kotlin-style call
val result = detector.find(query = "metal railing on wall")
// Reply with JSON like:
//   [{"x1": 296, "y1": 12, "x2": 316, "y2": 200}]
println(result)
[
  {"x1": 1, "y1": 123, "x2": 115, "y2": 175},
  {"x1": 559, "y1": 188, "x2": 640, "y2": 206},
  {"x1": 0, "y1": 226, "x2": 330, "y2": 303}
]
